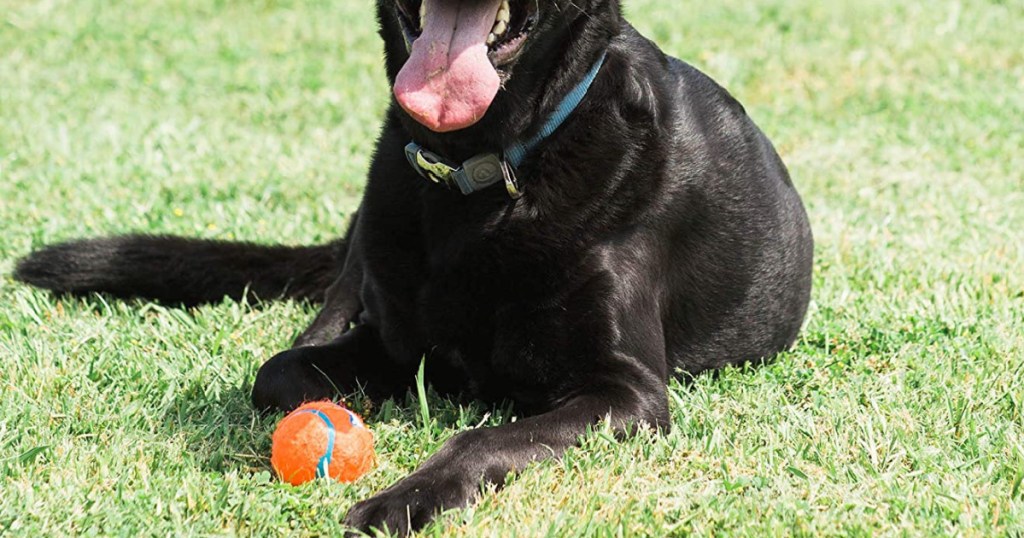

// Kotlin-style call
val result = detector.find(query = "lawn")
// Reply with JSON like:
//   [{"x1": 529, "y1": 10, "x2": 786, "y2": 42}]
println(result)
[{"x1": 1, "y1": 0, "x2": 1022, "y2": 535}]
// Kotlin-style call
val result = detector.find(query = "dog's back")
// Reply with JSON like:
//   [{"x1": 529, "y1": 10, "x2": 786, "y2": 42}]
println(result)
[
  {"x1": 588, "y1": 26, "x2": 814, "y2": 374},
  {"x1": 663, "y1": 53, "x2": 813, "y2": 373}
]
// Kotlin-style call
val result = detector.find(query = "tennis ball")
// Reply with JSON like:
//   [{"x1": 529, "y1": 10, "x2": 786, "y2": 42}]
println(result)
[{"x1": 270, "y1": 400, "x2": 375, "y2": 485}]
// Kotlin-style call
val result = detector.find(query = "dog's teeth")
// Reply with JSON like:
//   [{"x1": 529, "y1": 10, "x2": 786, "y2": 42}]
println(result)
[
  {"x1": 419, "y1": 1, "x2": 426, "y2": 30},
  {"x1": 489, "y1": 0, "x2": 510, "y2": 39}
]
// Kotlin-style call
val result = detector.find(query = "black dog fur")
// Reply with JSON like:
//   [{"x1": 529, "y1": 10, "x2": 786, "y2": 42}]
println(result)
[{"x1": 15, "y1": 0, "x2": 813, "y2": 534}]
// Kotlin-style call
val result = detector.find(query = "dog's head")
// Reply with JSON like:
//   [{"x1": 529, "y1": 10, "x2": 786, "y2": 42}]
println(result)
[{"x1": 376, "y1": 0, "x2": 621, "y2": 156}]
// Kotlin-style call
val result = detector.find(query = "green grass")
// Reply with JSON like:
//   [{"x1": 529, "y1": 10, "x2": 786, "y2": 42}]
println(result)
[{"x1": 1, "y1": 0, "x2": 1022, "y2": 535}]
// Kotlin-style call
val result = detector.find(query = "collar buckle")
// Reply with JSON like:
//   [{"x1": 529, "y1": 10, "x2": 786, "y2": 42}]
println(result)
[
  {"x1": 405, "y1": 144, "x2": 458, "y2": 186},
  {"x1": 406, "y1": 143, "x2": 514, "y2": 197}
]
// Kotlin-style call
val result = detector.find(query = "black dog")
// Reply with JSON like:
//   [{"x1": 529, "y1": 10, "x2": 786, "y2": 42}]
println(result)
[{"x1": 16, "y1": 0, "x2": 813, "y2": 534}]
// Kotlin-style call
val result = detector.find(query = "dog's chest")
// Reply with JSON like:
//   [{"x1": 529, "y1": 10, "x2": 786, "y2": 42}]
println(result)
[
  {"x1": 361, "y1": 188, "x2": 585, "y2": 404},
  {"x1": 411, "y1": 218, "x2": 570, "y2": 404},
  {"x1": 413, "y1": 237, "x2": 504, "y2": 392}
]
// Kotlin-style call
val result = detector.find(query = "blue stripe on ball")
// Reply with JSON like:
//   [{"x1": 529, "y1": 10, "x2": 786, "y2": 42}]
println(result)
[{"x1": 296, "y1": 409, "x2": 336, "y2": 479}]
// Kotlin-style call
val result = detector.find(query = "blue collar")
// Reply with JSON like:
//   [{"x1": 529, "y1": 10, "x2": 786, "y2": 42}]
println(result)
[{"x1": 405, "y1": 52, "x2": 607, "y2": 199}]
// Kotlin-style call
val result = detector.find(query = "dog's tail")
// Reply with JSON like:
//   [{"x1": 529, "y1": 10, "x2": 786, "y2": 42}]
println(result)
[{"x1": 13, "y1": 235, "x2": 344, "y2": 306}]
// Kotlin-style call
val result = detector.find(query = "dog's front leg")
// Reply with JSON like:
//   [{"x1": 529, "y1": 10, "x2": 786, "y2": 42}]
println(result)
[
  {"x1": 292, "y1": 259, "x2": 363, "y2": 348},
  {"x1": 344, "y1": 381, "x2": 668, "y2": 535},
  {"x1": 294, "y1": 214, "x2": 366, "y2": 348}
]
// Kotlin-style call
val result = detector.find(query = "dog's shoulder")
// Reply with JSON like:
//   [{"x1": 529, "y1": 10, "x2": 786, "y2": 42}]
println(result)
[{"x1": 605, "y1": 24, "x2": 746, "y2": 125}]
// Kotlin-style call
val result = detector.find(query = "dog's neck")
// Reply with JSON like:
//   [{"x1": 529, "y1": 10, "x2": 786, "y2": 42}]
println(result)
[{"x1": 402, "y1": 52, "x2": 607, "y2": 199}]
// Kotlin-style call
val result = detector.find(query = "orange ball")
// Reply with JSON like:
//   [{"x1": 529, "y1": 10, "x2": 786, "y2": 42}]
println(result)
[{"x1": 270, "y1": 400, "x2": 375, "y2": 485}]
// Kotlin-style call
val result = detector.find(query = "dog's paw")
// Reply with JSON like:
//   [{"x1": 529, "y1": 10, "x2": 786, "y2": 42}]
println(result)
[
  {"x1": 343, "y1": 472, "x2": 476, "y2": 536},
  {"x1": 251, "y1": 347, "x2": 344, "y2": 413}
]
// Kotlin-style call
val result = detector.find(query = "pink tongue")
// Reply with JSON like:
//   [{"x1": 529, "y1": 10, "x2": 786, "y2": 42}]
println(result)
[{"x1": 394, "y1": 0, "x2": 503, "y2": 132}]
